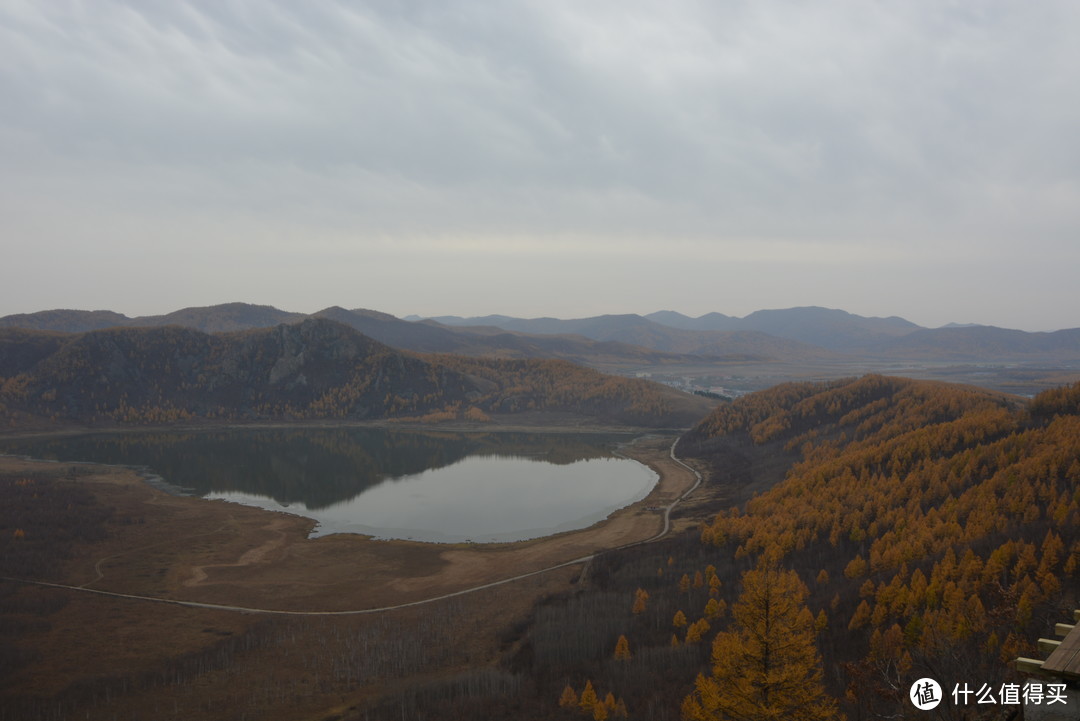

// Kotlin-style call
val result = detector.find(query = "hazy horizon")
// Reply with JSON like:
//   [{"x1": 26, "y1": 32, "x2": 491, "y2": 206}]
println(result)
[
  {"x1": 3, "y1": 2, "x2": 1078, "y2": 333},
  {"x1": 4, "y1": 300, "x2": 1077, "y2": 335}
]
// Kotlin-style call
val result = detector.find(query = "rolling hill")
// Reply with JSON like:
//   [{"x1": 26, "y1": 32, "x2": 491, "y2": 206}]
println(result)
[
  {"x1": 425, "y1": 312, "x2": 837, "y2": 360},
  {"x1": 4, "y1": 304, "x2": 1079, "y2": 367},
  {"x1": 0, "y1": 303, "x2": 304, "y2": 334},
  {"x1": 0, "y1": 319, "x2": 714, "y2": 430},
  {"x1": 867, "y1": 324, "x2": 1080, "y2": 360},
  {"x1": 676, "y1": 375, "x2": 1080, "y2": 718},
  {"x1": 436, "y1": 306, "x2": 919, "y2": 351},
  {"x1": 646, "y1": 306, "x2": 919, "y2": 351},
  {"x1": 311, "y1": 306, "x2": 710, "y2": 365},
  {"x1": 428, "y1": 307, "x2": 1080, "y2": 362},
  {"x1": 0, "y1": 305, "x2": 739, "y2": 366}
]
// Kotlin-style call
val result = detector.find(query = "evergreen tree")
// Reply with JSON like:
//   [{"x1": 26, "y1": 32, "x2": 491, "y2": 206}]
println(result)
[
  {"x1": 580, "y1": 680, "x2": 599, "y2": 711},
  {"x1": 685, "y1": 618, "x2": 711, "y2": 643},
  {"x1": 682, "y1": 559, "x2": 841, "y2": 721},
  {"x1": 704, "y1": 597, "x2": 723, "y2": 619}
]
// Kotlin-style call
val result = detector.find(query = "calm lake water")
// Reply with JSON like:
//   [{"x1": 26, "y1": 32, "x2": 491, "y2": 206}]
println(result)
[{"x1": 0, "y1": 428, "x2": 657, "y2": 543}]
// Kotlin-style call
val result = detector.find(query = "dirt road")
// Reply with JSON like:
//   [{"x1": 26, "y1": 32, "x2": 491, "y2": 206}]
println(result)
[{"x1": 2, "y1": 434, "x2": 704, "y2": 615}]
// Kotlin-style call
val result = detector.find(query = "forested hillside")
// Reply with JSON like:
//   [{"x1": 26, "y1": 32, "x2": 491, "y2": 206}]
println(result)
[
  {"x1": 0, "y1": 319, "x2": 712, "y2": 429},
  {"x1": 1, "y1": 372, "x2": 1077, "y2": 719},
  {"x1": 314, "y1": 376, "x2": 1079, "y2": 720},
  {"x1": 684, "y1": 375, "x2": 1079, "y2": 718}
]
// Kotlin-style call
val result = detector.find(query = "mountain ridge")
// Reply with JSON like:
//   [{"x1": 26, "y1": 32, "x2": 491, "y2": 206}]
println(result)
[
  {"x1": 3, "y1": 303, "x2": 1078, "y2": 365},
  {"x1": 0, "y1": 318, "x2": 714, "y2": 430}
]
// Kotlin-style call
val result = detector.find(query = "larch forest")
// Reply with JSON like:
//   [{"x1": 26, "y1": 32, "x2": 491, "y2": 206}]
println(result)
[{"x1": 0, "y1": 318, "x2": 1077, "y2": 721}]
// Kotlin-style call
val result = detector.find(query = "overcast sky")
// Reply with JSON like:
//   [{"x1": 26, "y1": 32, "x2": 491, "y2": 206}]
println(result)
[{"x1": 2, "y1": 1, "x2": 1078, "y2": 330}]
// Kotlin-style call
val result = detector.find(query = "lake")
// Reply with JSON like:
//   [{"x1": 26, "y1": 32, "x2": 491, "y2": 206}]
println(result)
[{"x1": 0, "y1": 427, "x2": 658, "y2": 543}]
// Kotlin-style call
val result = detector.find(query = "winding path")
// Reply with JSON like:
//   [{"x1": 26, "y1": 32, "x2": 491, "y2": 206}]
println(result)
[
  {"x1": 1, "y1": 437, "x2": 703, "y2": 616},
  {"x1": 82, "y1": 522, "x2": 231, "y2": 589}
]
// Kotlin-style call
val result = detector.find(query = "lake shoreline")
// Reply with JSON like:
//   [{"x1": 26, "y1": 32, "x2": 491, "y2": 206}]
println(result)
[
  {"x1": 0, "y1": 433, "x2": 707, "y2": 713},
  {"x1": 0, "y1": 411, "x2": 695, "y2": 442},
  {"x1": 0, "y1": 427, "x2": 670, "y2": 540},
  {"x1": 0, "y1": 431, "x2": 703, "y2": 610}
]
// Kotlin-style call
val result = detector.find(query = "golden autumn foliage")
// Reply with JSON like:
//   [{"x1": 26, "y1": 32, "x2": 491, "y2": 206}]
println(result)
[
  {"x1": 1028, "y1": 381, "x2": 1080, "y2": 417},
  {"x1": 685, "y1": 376, "x2": 1080, "y2": 715},
  {"x1": 684, "y1": 618, "x2": 710, "y2": 644},
  {"x1": 678, "y1": 573, "x2": 691, "y2": 593},
  {"x1": 568, "y1": 679, "x2": 626, "y2": 719},
  {"x1": 703, "y1": 597, "x2": 724, "y2": 620},
  {"x1": 697, "y1": 377, "x2": 1079, "y2": 605},
  {"x1": 463, "y1": 405, "x2": 491, "y2": 422},
  {"x1": 682, "y1": 560, "x2": 840, "y2": 721},
  {"x1": 428, "y1": 354, "x2": 703, "y2": 425},
  {"x1": 579, "y1": 680, "x2": 598, "y2": 710}
]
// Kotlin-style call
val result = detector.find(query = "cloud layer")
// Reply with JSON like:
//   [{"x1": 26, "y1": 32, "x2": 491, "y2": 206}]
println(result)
[{"x1": 2, "y1": 1, "x2": 1078, "y2": 329}]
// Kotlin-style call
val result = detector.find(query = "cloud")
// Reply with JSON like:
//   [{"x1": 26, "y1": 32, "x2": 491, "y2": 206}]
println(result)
[{"x1": 1, "y1": 0, "x2": 1078, "y2": 327}]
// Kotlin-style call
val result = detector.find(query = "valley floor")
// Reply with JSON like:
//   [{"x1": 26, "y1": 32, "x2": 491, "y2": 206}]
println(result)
[{"x1": 0, "y1": 432, "x2": 707, "y2": 720}]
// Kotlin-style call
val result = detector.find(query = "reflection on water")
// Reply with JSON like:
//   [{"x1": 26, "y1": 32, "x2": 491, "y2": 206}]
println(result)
[{"x1": 0, "y1": 427, "x2": 657, "y2": 542}]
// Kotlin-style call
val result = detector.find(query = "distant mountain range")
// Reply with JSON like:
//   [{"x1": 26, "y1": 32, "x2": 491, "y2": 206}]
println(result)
[
  {"x1": 423, "y1": 307, "x2": 919, "y2": 345},
  {"x1": 0, "y1": 304, "x2": 306, "y2": 334},
  {"x1": 2, "y1": 303, "x2": 1079, "y2": 364},
  {"x1": 419, "y1": 307, "x2": 1080, "y2": 361}
]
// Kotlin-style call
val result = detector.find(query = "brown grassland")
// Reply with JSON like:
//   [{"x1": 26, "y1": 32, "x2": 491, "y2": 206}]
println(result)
[{"x1": 0, "y1": 433, "x2": 702, "y2": 720}]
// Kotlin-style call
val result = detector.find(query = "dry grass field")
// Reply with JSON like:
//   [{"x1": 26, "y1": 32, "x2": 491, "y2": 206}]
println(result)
[{"x1": 0, "y1": 434, "x2": 702, "y2": 720}]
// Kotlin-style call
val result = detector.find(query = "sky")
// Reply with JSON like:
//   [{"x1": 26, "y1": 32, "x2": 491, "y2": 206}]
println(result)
[{"x1": 2, "y1": 1, "x2": 1078, "y2": 331}]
